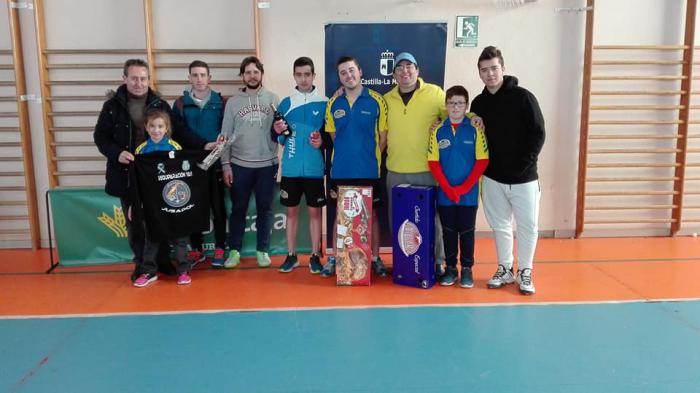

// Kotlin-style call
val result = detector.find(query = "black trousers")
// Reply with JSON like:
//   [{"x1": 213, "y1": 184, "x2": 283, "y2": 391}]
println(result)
[
  {"x1": 437, "y1": 205, "x2": 478, "y2": 269},
  {"x1": 143, "y1": 234, "x2": 189, "y2": 275},
  {"x1": 190, "y1": 168, "x2": 227, "y2": 250},
  {"x1": 120, "y1": 197, "x2": 172, "y2": 275}
]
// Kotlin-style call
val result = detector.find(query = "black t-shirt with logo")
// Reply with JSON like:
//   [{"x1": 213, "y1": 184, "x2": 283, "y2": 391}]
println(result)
[{"x1": 132, "y1": 150, "x2": 210, "y2": 241}]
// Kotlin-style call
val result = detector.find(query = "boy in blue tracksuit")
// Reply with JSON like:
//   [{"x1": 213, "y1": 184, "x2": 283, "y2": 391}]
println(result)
[
  {"x1": 273, "y1": 57, "x2": 328, "y2": 274},
  {"x1": 171, "y1": 60, "x2": 228, "y2": 268},
  {"x1": 428, "y1": 85, "x2": 489, "y2": 288}
]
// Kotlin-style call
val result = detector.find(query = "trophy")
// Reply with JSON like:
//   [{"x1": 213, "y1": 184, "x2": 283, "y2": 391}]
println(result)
[
  {"x1": 197, "y1": 136, "x2": 230, "y2": 170},
  {"x1": 270, "y1": 103, "x2": 291, "y2": 136}
]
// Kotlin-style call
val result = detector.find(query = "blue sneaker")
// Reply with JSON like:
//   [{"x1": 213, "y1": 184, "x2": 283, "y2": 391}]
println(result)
[
  {"x1": 320, "y1": 256, "x2": 336, "y2": 277},
  {"x1": 440, "y1": 267, "x2": 458, "y2": 286},
  {"x1": 309, "y1": 254, "x2": 323, "y2": 274},
  {"x1": 279, "y1": 254, "x2": 299, "y2": 273},
  {"x1": 460, "y1": 267, "x2": 474, "y2": 288},
  {"x1": 211, "y1": 248, "x2": 225, "y2": 268}
]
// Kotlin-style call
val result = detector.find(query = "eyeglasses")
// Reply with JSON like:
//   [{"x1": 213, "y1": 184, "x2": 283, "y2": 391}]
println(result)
[{"x1": 446, "y1": 101, "x2": 467, "y2": 107}]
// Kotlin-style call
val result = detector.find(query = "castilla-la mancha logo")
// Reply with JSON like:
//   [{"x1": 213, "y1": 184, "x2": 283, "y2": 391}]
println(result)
[
  {"x1": 398, "y1": 219, "x2": 422, "y2": 257},
  {"x1": 98, "y1": 205, "x2": 128, "y2": 238},
  {"x1": 380, "y1": 50, "x2": 395, "y2": 76}
]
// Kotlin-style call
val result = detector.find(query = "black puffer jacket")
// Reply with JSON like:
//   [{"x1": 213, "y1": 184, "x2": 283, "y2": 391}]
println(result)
[
  {"x1": 471, "y1": 75, "x2": 545, "y2": 184},
  {"x1": 93, "y1": 85, "x2": 206, "y2": 197}
]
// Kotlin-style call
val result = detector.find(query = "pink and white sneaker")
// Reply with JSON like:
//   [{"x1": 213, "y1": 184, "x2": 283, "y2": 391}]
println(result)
[
  {"x1": 133, "y1": 274, "x2": 157, "y2": 288},
  {"x1": 177, "y1": 272, "x2": 192, "y2": 285}
]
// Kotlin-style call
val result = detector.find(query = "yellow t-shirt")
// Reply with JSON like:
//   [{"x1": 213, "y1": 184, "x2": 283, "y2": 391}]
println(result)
[{"x1": 384, "y1": 79, "x2": 447, "y2": 173}]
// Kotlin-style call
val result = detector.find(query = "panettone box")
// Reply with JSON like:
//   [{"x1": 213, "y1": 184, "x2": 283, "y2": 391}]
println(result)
[
  {"x1": 335, "y1": 185, "x2": 373, "y2": 286},
  {"x1": 391, "y1": 184, "x2": 436, "y2": 289}
]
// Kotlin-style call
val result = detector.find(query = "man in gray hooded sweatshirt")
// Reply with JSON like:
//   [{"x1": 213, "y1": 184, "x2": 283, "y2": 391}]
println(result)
[{"x1": 220, "y1": 56, "x2": 280, "y2": 269}]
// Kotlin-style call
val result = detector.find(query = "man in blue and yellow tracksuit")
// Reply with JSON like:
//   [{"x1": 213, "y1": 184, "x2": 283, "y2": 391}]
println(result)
[{"x1": 321, "y1": 55, "x2": 389, "y2": 278}]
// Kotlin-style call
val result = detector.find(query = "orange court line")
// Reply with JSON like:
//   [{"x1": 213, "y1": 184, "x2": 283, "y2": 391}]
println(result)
[{"x1": 1, "y1": 237, "x2": 700, "y2": 317}]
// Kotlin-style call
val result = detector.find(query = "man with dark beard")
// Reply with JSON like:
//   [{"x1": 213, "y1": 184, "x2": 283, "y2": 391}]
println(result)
[{"x1": 219, "y1": 56, "x2": 280, "y2": 269}]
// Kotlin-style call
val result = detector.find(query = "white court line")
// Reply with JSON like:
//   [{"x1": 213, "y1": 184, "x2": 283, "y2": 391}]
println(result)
[{"x1": 2, "y1": 297, "x2": 700, "y2": 320}]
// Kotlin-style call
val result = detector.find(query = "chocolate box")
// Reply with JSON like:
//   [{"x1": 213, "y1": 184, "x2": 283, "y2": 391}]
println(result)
[
  {"x1": 335, "y1": 186, "x2": 373, "y2": 286},
  {"x1": 391, "y1": 184, "x2": 436, "y2": 289}
]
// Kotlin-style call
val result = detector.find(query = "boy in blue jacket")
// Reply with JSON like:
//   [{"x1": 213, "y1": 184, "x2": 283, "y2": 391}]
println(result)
[{"x1": 428, "y1": 86, "x2": 489, "y2": 288}]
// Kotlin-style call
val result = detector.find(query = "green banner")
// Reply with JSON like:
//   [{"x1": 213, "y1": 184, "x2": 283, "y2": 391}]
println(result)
[{"x1": 48, "y1": 186, "x2": 309, "y2": 266}]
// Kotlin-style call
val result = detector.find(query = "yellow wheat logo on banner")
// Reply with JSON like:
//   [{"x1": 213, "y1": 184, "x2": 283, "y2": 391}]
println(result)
[{"x1": 98, "y1": 205, "x2": 128, "y2": 238}]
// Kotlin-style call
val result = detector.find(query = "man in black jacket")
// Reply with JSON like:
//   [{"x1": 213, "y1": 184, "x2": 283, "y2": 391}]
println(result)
[
  {"x1": 470, "y1": 46, "x2": 545, "y2": 295},
  {"x1": 94, "y1": 59, "x2": 214, "y2": 281}
]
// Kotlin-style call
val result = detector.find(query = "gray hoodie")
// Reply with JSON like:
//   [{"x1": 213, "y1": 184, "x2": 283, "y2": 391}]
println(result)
[{"x1": 220, "y1": 86, "x2": 279, "y2": 168}]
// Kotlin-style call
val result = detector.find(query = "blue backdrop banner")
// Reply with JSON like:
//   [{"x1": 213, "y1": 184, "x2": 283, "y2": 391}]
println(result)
[
  {"x1": 324, "y1": 22, "x2": 447, "y2": 249},
  {"x1": 324, "y1": 22, "x2": 447, "y2": 96}
]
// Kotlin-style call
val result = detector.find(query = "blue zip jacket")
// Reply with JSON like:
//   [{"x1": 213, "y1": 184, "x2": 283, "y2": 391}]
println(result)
[
  {"x1": 277, "y1": 87, "x2": 328, "y2": 178},
  {"x1": 172, "y1": 89, "x2": 226, "y2": 143},
  {"x1": 429, "y1": 117, "x2": 488, "y2": 206},
  {"x1": 135, "y1": 137, "x2": 182, "y2": 154}
]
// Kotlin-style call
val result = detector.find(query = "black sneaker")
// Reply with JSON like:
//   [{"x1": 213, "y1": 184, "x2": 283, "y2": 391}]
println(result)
[
  {"x1": 372, "y1": 256, "x2": 389, "y2": 277},
  {"x1": 460, "y1": 267, "x2": 474, "y2": 288},
  {"x1": 278, "y1": 254, "x2": 299, "y2": 273},
  {"x1": 435, "y1": 263, "x2": 446, "y2": 280},
  {"x1": 309, "y1": 254, "x2": 323, "y2": 274},
  {"x1": 130, "y1": 265, "x2": 141, "y2": 282},
  {"x1": 440, "y1": 267, "x2": 458, "y2": 286}
]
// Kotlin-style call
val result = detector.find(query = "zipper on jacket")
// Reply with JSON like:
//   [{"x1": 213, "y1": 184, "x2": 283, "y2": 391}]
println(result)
[{"x1": 126, "y1": 119, "x2": 132, "y2": 190}]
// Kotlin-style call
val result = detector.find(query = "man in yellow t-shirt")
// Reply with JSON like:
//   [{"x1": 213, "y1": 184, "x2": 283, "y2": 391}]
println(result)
[{"x1": 383, "y1": 52, "x2": 448, "y2": 274}]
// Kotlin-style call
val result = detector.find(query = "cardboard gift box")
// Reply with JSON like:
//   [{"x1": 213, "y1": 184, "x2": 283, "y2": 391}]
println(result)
[
  {"x1": 335, "y1": 185, "x2": 373, "y2": 286},
  {"x1": 391, "y1": 184, "x2": 436, "y2": 289}
]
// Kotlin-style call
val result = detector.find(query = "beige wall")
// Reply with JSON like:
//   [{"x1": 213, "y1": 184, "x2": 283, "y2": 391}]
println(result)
[
  {"x1": 3, "y1": 0, "x2": 695, "y2": 246},
  {"x1": 257, "y1": 0, "x2": 587, "y2": 237}
]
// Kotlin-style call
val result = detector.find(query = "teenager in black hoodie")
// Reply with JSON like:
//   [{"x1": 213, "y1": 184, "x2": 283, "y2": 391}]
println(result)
[{"x1": 470, "y1": 46, "x2": 545, "y2": 295}]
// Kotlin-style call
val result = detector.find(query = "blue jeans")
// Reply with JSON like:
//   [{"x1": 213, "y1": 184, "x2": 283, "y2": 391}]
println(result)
[
  {"x1": 437, "y1": 205, "x2": 478, "y2": 269},
  {"x1": 228, "y1": 163, "x2": 278, "y2": 252}
]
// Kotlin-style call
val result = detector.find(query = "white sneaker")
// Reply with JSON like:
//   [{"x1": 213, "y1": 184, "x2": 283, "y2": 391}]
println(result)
[
  {"x1": 517, "y1": 268, "x2": 535, "y2": 295},
  {"x1": 257, "y1": 251, "x2": 271, "y2": 268},
  {"x1": 487, "y1": 265, "x2": 515, "y2": 289}
]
